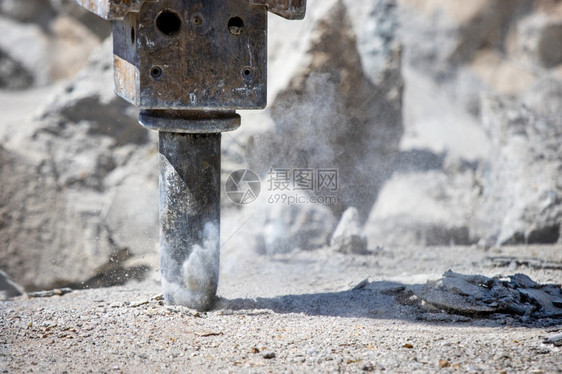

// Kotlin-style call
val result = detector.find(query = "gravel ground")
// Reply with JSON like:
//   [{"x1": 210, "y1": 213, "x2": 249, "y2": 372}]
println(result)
[{"x1": 1, "y1": 245, "x2": 561, "y2": 373}]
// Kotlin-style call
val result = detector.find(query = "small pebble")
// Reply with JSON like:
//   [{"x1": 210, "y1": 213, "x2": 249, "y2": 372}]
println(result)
[
  {"x1": 263, "y1": 352, "x2": 276, "y2": 359},
  {"x1": 543, "y1": 333, "x2": 562, "y2": 347}
]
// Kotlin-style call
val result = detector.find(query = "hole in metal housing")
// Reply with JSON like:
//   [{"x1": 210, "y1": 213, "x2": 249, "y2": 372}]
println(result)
[
  {"x1": 151, "y1": 66, "x2": 163, "y2": 79},
  {"x1": 228, "y1": 16, "x2": 245, "y2": 35},
  {"x1": 191, "y1": 14, "x2": 203, "y2": 26},
  {"x1": 241, "y1": 67, "x2": 254, "y2": 80},
  {"x1": 156, "y1": 10, "x2": 182, "y2": 36}
]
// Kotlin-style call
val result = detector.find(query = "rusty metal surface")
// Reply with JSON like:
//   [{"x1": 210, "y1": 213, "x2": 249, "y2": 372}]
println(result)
[
  {"x1": 158, "y1": 130, "x2": 221, "y2": 311},
  {"x1": 75, "y1": 0, "x2": 146, "y2": 20},
  {"x1": 111, "y1": 0, "x2": 267, "y2": 110},
  {"x1": 77, "y1": 0, "x2": 306, "y2": 21},
  {"x1": 139, "y1": 110, "x2": 240, "y2": 133},
  {"x1": 249, "y1": 0, "x2": 306, "y2": 20},
  {"x1": 113, "y1": 55, "x2": 139, "y2": 104},
  {"x1": 76, "y1": 0, "x2": 309, "y2": 110}
]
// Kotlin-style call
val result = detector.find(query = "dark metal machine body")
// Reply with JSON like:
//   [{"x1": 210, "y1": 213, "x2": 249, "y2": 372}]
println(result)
[{"x1": 75, "y1": 0, "x2": 306, "y2": 310}]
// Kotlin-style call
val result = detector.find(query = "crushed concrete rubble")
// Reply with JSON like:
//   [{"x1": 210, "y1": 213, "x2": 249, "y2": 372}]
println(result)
[{"x1": 409, "y1": 270, "x2": 562, "y2": 321}]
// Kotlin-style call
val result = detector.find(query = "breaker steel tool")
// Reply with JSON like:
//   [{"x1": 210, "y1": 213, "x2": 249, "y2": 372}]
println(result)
[{"x1": 75, "y1": 0, "x2": 306, "y2": 310}]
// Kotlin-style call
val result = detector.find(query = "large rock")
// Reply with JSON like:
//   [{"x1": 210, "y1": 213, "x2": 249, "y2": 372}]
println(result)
[
  {"x1": 248, "y1": 0, "x2": 403, "y2": 221},
  {"x1": 0, "y1": 39, "x2": 158, "y2": 291},
  {"x1": 472, "y1": 94, "x2": 562, "y2": 245},
  {"x1": 223, "y1": 0, "x2": 404, "y2": 256}
]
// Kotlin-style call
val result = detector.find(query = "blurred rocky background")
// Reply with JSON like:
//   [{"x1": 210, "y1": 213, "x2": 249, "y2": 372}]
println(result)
[{"x1": 0, "y1": 0, "x2": 561, "y2": 292}]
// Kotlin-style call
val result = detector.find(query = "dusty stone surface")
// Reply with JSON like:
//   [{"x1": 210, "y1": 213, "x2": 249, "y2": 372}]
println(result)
[
  {"x1": 248, "y1": 0, "x2": 403, "y2": 220},
  {"x1": 522, "y1": 73, "x2": 562, "y2": 120},
  {"x1": 0, "y1": 0, "x2": 55, "y2": 26},
  {"x1": 375, "y1": 0, "x2": 562, "y2": 247},
  {"x1": 331, "y1": 207, "x2": 368, "y2": 254},
  {"x1": 516, "y1": 12, "x2": 562, "y2": 69},
  {"x1": 473, "y1": 94, "x2": 562, "y2": 245},
  {"x1": 365, "y1": 170, "x2": 476, "y2": 247},
  {"x1": 1, "y1": 0, "x2": 562, "y2": 333},
  {"x1": 0, "y1": 40, "x2": 157, "y2": 291},
  {"x1": 397, "y1": 0, "x2": 536, "y2": 114},
  {"x1": 0, "y1": 1, "x2": 103, "y2": 89},
  {"x1": 254, "y1": 198, "x2": 337, "y2": 255},
  {"x1": 1, "y1": 244, "x2": 561, "y2": 373},
  {"x1": 0, "y1": 16, "x2": 50, "y2": 88}
]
